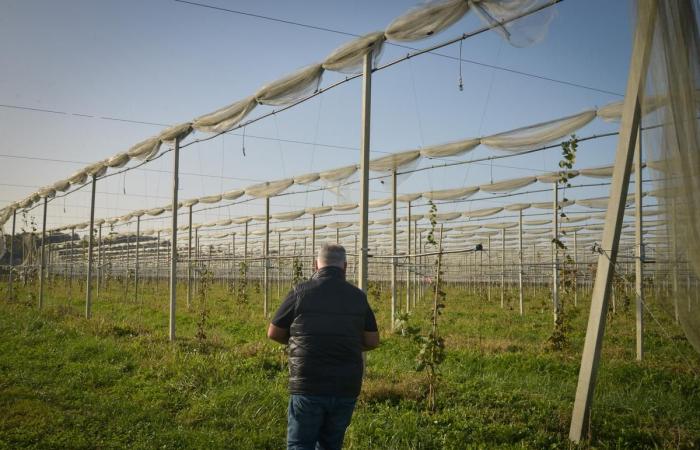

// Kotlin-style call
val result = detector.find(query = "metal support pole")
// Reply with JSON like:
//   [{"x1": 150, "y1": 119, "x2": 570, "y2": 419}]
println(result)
[
  {"x1": 134, "y1": 215, "x2": 141, "y2": 303},
  {"x1": 553, "y1": 183, "x2": 560, "y2": 324},
  {"x1": 39, "y1": 196, "x2": 48, "y2": 309},
  {"x1": 519, "y1": 209, "x2": 524, "y2": 316},
  {"x1": 358, "y1": 51, "x2": 372, "y2": 292},
  {"x1": 85, "y1": 174, "x2": 97, "y2": 318},
  {"x1": 187, "y1": 204, "x2": 193, "y2": 310},
  {"x1": 574, "y1": 230, "x2": 579, "y2": 307},
  {"x1": 169, "y1": 136, "x2": 180, "y2": 342},
  {"x1": 569, "y1": 2, "x2": 655, "y2": 440},
  {"x1": 156, "y1": 230, "x2": 160, "y2": 295},
  {"x1": 311, "y1": 214, "x2": 316, "y2": 274},
  {"x1": 391, "y1": 169, "x2": 397, "y2": 328},
  {"x1": 8, "y1": 209, "x2": 16, "y2": 301},
  {"x1": 264, "y1": 196, "x2": 270, "y2": 317},
  {"x1": 634, "y1": 126, "x2": 644, "y2": 361},
  {"x1": 97, "y1": 223, "x2": 102, "y2": 298},
  {"x1": 501, "y1": 228, "x2": 506, "y2": 308},
  {"x1": 406, "y1": 201, "x2": 412, "y2": 312}
]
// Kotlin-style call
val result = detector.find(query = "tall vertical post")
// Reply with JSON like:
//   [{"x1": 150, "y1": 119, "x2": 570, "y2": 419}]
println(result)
[
  {"x1": 634, "y1": 127, "x2": 644, "y2": 361},
  {"x1": 156, "y1": 230, "x2": 161, "y2": 295},
  {"x1": 519, "y1": 209, "x2": 524, "y2": 316},
  {"x1": 85, "y1": 174, "x2": 97, "y2": 318},
  {"x1": 39, "y1": 196, "x2": 48, "y2": 309},
  {"x1": 277, "y1": 231, "x2": 281, "y2": 299},
  {"x1": 358, "y1": 50, "x2": 372, "y2": 292},
  {"x1": 569, "y1": 1, "x2": 655, "y2": 440},
  {"x1": 187, "y1": 205, "x2": 193, "y2": 310},
  {"x1": 311, "y1": 214, "x2": 316, "y2": 273},
  {"x1": 574, "y1": 230, "x2": 579, "y2": 307},
  {"x1": 264, "y1": 196, "x2": 270, "y2": 317},
  {"x1": 97, "y1": 222, "x2": 103, "y2": 298},
  {"x1": 552, "y1": 183, "x2": 560, "y2": 323},
  {"x1": 406, "y1": 201, "x2": 412, "y2": 312},
  {"x1": 8, "y1": 209, "x2": 16, "y2": 301},
  {"x1": 391, "y1": 170, "x2": 397, "y2": 328},
  {"x1": 501, "y1": 228, "x2": 506, "y2": 308},
  {"x1": 169, "y1": 136, "x2": 180, "y2": 342},
  {"x1": 134, "y1": 215, "x2": 141, "y2": 303}
]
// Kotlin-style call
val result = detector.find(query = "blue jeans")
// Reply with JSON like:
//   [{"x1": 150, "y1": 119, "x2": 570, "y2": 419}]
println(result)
[{"x1": 287, "y1": 394, "x2": 357, "y2": 450}]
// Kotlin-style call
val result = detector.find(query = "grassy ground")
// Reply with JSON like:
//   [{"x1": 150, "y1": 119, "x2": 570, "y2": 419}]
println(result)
[{"x1": 0, "y1": 275, "x2": 698, "y2": 449}]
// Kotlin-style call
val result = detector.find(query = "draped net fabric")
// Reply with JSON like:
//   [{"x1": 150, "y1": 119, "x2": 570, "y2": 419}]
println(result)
[
  {"x1": 294, "y1": 173, "x2": 321, "y2": 185},
  {"x1": 369, "y1": 150, "x2": 421, "y2": 171},
  {"x1": 254, "y1": 64, "x2": 324, "y2": 106},
  {"x1": 423, "y1": 186, "x2": 479, "y2": 201},
  {"x1": 464, "y1": 207, "x2": 503, "y2": 218},
  {"x1": 480, "y1": 176, "x2": 536, "y2": 193},
  {"x1": 319, "y1": 165, "x2": 358, "y2": 182},
  {"x1": 384, "y1": 0, "x2": 471, "y2": 42},
  {"x1": 472, "y1": 0, "x2": 556, "y2": 48},
  {"x1": 322, "y1": 31, "x2": 385, "y2": 74},
  {"x1": 333, "y1": 203, "x2": 358, "y2": 212},
  {"x1": 644, "y1": 0, "x2": 700, "y2": 352},
  {"x1": 419, "y1": 138, "x2": 480, "y2": 158},
  {"x1": 244, "y1": 179, "x2": 294, "y2": 198},
  {"x1": 193, "y1": 96, "x2": 258, "y2": 133},
  {"x1": 481, "y1": 110, "x2": 596, "y2": 151}
]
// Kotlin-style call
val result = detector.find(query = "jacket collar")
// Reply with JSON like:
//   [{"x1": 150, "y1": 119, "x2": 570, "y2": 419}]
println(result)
[{"x1": 313, "y1": 265, "x2": 346, "y2": 280}]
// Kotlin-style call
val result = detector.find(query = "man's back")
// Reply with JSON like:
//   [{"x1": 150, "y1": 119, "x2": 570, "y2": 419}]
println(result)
[{"x1": 272, "y1": 266, "x2": 375, "y2": 397}]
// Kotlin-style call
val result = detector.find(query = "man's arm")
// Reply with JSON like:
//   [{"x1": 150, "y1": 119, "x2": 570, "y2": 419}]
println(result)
[
  {"x1": 267, "y1": 323, "x2": 290, "y2": 345},
  {"x1": 362, "y1": 331, "x2": 379, "y2": 351}
]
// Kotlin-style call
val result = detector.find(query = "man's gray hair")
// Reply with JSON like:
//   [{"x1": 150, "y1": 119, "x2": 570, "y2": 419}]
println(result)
[{"x1": 317, "y1": 243, "x2": 346, "y2": 268}]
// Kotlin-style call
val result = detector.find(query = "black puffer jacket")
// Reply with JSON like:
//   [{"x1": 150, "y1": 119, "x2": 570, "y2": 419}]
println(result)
[{"x1": 287, "y1": 266, "x2": 370, "y2": 397}]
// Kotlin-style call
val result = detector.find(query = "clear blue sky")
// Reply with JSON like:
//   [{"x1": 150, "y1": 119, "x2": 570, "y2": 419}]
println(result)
[{"x1": 0, "y1": 0, "x2": 639, "y2": 236}]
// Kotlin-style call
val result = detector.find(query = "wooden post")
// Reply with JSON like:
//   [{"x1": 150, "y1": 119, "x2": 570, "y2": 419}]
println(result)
[
  {"x1": 358, "y1": 51, "x2": 372, "y2": 292},
  {"x1": 85, "y1": 174, "x2": 97, "y2": 318},
  {"x1": 569, "y1": 2, "x2": 656, "y2": 440}
]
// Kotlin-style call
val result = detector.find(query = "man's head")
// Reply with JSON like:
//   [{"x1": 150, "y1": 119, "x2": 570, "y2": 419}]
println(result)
[{"x1": 317, "y1": 243, "x2": 347, "y2": 271}]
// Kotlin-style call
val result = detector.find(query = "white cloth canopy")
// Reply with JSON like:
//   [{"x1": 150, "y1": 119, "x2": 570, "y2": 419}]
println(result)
[{"x1": 423, "y1": 186, "x2": 479, "y2": 201}]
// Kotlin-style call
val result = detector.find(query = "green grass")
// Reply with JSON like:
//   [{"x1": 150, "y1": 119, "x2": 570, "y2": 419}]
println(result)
[{"x1": 0, "y1": 276, "x2": 698, "y2": 449}]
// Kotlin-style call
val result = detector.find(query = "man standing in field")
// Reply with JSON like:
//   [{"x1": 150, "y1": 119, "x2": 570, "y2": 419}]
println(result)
[{"x1": 268, "y1": 243, "x2": 380, "y2": 450}]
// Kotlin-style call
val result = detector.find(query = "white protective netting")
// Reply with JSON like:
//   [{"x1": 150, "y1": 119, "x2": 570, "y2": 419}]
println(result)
[
  {"x1": 423, "y1": 186, "x2": 479, "y2": 201},
  {"x1": 385, "y1": 0, "x2": 471, "y2": 42},
  {"x1": 244, "y1": 179, "x2": 294, "y2": 198},
  {"x1": 272, "y1": 210, "x2": 306, "y2": 221},
  {"x1": 464, "y1": 207, "x2": 504, "y2": 218},
  {"x1": 471, "y1": 0, "x2": 556, "y2": 48},
  {"x1": 333, "y1": 203, "x2": 358, "y2": 212},
  {"x1": 322, "y1": 31, "x2": 386, "y2": 74},
  {"x1": 306, "y1": 206, "x2": 333, "y2": 216},
  {"x1": 644, "y1": 0, "x2": 700, "y2": 351},
  {"x1": 480, "y1": 176, "x2": 537, "y2": 193},
  {"x1": 222, "y1": 189, "x2": 245, "y2": 201},
  {"x1": 294, "y1": 173, "x2": 321, "y2": 185},
  {"x1": 419, "y1": 138, "x2": 481, "y2": 159},
  {"x1": 369, "y1": 198, "x2": 393, "y2": 208},
  {"x1": 397, "y1": 193, "x2": 422, "y2": 203},
  {"x1": 254, "y1": 64, "x2": 324, "y2": 106},
  {"x1": 369, "y1": 150, "x2": 422, "y2": 172},
  {"x1": 480, "y1": 110, "x2": 596, "y2": 151},
  {"x1": 193, "y1": 96, "x2": 258, "y2": 133},
  {"x1": 504, "y1": 203, "x2": 531, "y2": 211}
]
